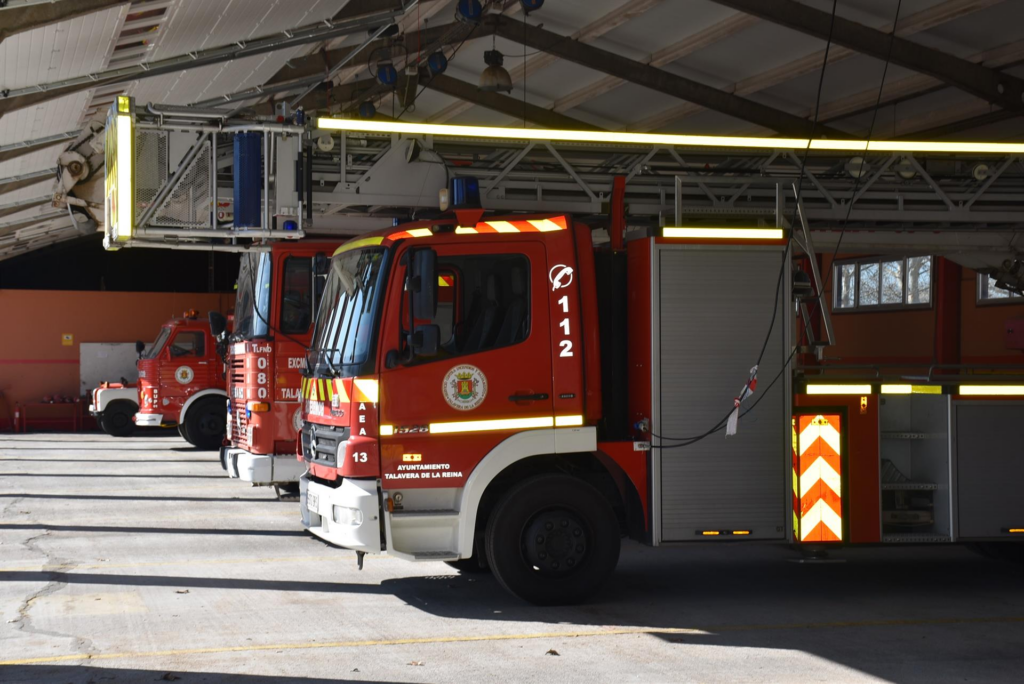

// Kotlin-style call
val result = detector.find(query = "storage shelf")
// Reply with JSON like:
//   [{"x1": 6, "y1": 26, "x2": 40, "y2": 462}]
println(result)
[
  {"x1": 881, "y1": 432, "x2": 947, "y2": 440},
  {"x1": 882, "y1": 533, "x2": 951, "y2": 543},
  {"x1": 881, "y1": 482, "x2": 938, "y2": 491}
]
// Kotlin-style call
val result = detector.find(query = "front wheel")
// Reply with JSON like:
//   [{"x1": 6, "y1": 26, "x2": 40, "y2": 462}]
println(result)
[
  {"x1": 485, "y1": 474, "x2": 620, "y2": 605},
  {"x1": 100, "y1": 401, "x2": 137, "y2": 437},
  {"x1": 183, "y1": 398, "x2": 226, "y2": 450}
]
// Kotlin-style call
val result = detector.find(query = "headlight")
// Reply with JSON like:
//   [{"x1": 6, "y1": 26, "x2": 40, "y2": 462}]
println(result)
[{"x1": 332, "y1": 505, "x2": 363, "y2": 526}]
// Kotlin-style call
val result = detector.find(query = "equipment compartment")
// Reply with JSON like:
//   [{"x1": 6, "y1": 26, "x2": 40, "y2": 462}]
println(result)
[{"x1": 878, "y1": 394, "x2": 951, "y2": 542}]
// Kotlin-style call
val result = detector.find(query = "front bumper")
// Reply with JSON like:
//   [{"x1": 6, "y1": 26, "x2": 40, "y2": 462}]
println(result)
[
  {"x1": 88, "y1": 404, "x2": 99, "y2": 417},
  {"x1": 221, "y1": 447, "x2": 306, "y2": 485},
  {"x1": 134, "y1": 412, "x2": 164, "y2": 427},
  {"x1": 300, "y1": 475, "x2": 382, "y2": 554}
]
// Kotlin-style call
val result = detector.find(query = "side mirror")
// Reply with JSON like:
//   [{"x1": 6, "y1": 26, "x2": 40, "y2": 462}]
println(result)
[
  {"x1": 135, "y1": 340, "x2": 145, "y2": 357},
  {"x1": 410, "y1": 248, "x2": 437, "y2": 320},
  {"x1": 313, "y1": 253, "x2": 329, "y2": 277},
  {"x1": 209, "y1": 311, "x2": 228, "y2": 338},
  {"x1": 411, "y1": 324, "x2": 439, "y2": 358}
]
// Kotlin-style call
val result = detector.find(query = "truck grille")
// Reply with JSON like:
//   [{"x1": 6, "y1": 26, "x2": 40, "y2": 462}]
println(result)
[
  {"x1": 230, "y1": 399, "x2": 250, "y2": 449},
  {"x1": 300, "y1": 422, "x2": 349, "y2": 467}
]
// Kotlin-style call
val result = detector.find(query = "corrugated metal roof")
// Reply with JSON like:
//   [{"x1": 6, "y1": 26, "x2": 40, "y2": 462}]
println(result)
[{"x1": 0, "y1": 5, "x2": 127, "y2": 89}]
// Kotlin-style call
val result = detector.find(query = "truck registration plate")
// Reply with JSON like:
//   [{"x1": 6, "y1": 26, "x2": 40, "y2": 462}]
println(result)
[{"x1": 306, "y1": 491, "x2": 319, "y2": 513}]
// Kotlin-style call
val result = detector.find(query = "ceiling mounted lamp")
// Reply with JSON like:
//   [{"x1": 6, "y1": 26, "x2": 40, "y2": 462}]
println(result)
[{"x1": 479, "y1": 50, "x2": 512, "y2": 93}]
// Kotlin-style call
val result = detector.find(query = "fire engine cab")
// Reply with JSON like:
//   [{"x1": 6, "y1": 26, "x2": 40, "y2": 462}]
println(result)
[
  {"x1": 215, "y1": 241, "x2": 339, "y2": 495},
  {"x1": 135, "y1": 312, "x2": 227, "y2": 449}
]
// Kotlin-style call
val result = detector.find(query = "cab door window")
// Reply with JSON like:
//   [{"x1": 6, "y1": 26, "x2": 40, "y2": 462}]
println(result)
[
  {"x1": 280, "y1": 256, "x2": 313, "y2": 334},
  {"x1": 168, "y1": 331, "x2": 205, "y2": 358},
  {"x1": 405, "y1": 254, "x2": 529, "y2": 362}
]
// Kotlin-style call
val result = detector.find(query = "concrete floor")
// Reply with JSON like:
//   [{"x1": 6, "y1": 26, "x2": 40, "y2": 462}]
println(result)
[{"x1": 1, "y1": 433, "x2": 1022, "y2": 683}]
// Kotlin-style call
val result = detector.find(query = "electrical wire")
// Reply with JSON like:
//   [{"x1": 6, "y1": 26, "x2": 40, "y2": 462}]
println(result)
[
  {"x1": 653, "y1": 0, "x2": 905, "y2": 449},
  {"x1": 651, "y1": 0, "x2": 841, "y2": 448},
  {"x1": 805, "y1": 0, "x2": 903, "y2": 324}
]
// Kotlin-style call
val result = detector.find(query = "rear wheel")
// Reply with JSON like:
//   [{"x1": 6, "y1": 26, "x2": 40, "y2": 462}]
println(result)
[
  {"x1": 100, "y1": 401, "x2": 137, "y2": 437},
  {"x1": 485, "y1": 474, "x2": 620, "y2": 605},
  {"x1": 275, "y1": 483, "x2": 300, "y2": 501},
  {"x1": 183, "y1": 397, "x2": 226, "y2": 450}
]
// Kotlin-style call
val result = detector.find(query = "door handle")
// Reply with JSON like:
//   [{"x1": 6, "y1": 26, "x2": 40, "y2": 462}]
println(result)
[{"x1": 508, "y1": 393, "x2": 549, "y2": 402}]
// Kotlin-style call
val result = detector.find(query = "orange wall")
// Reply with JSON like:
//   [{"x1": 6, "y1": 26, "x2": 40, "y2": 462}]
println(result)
[
  {"x1": 960, "y1": 273, "x2": 1024, "y2": 363},
  {"x1": 0, "y1": 290, "x2": 233, "y2": 424},
  {"x1": 820, "y1": 255, "x2": 1024, "y2": 366}
]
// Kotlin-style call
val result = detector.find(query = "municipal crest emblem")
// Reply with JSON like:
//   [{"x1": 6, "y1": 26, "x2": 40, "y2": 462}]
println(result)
[
  {"x1": 442, "y1": 364, "x2": 487, "y2": 411},
  {"x1": 175, "y1": 366, "x2": 195, "y2": 384}
]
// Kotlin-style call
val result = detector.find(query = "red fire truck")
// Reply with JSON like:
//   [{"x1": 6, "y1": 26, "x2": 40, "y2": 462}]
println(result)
[
  {"x1": 135, "y1": 312, "x2": 227, "y2": 449},
  {"x1": 297, "y1": 214, "x2": 1024, "y2": 605},
  {"x1": 215, "y1": 242, "x2": 339, "y2": 496}
]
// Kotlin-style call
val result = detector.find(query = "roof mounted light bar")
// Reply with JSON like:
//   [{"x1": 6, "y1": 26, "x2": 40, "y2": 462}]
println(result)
[{"x1": 316, "y1": 118, "x2": 1024, "y2": 154}]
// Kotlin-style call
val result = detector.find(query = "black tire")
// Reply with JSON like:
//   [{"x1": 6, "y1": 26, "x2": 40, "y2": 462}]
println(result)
[
  {"x1": 485, "y1": 474, "x2": 620, "y2": 605},
  {"x1": 101, "y1": 401, "x2": 137, "y2": 437},
  {"x1": 275, "y1": 483, "x2": 300, "y2": 501},
  {"x1": 444, "y1": 557, "x2": 490, "y2": 574},
  {"x1": 183, "y1": 397, "x2": 226, "y2": 450},
  {"x1": 178, "y1": 422, "x2": 191, "y2": 443}
]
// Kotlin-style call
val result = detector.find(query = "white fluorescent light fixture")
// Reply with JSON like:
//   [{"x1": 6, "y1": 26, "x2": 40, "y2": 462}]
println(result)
[
  {"x1": 663, "y1": 227, "x2": 785, "y2": 240},
  {"x1": 316, "y1": 119, "x2": 1024, "y2": 154},
  {"x1": 805, "y1": 384, "x2": 873, "y2": 395},
  {"x1": 958, "y1": 385, "x2": 1024, "y2": 396}
]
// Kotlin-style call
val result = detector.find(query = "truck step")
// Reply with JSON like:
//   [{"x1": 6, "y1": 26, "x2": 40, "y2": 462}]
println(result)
[
  {"x1": 391, "y1": 509, "x2": 459, "y2": 519},
  {"x1": 408, "y1": 550, "x2": 459, "y2": 561}
]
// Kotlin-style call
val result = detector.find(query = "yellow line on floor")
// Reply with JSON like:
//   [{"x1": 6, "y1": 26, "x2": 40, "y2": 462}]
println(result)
[{"x1": 2, "y1": 616, "x2": 1021, "y2": 666}]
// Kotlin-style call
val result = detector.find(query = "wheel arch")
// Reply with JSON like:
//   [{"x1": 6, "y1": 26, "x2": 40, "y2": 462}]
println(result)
[
  {"x1": 455, "y1": 428, "x2": 642, "y2": 558},
  {"x1": 179, "y1": 389, "x2": 227, "y2": 423}
]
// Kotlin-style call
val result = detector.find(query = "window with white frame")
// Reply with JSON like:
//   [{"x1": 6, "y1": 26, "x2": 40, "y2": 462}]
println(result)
[
  {"x1": 834, "y1": 256, "x2": 932, "y2": 310},
  {"x1": 977, "y1": 274, "x2": 1023, "y2": 303}
]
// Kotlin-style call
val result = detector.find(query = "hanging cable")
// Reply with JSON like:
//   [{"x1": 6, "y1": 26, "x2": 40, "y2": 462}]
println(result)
[
  {"x1": 653, "y1": 0, "x2": 905, "y2": 449},
  {"x1": 652, "y1": 0, "x2": 841, "y2": 448}
]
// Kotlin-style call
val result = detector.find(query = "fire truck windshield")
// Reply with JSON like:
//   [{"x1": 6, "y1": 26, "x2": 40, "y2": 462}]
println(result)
[
  {"x1": 233, "y1": 252, "x2": 273, "y2": 340},
  {"x1": 307, "y1": 247, "x2": 387, "y2": 377},
  {"x1": 142, "y1": 327, "x2": 171, "y2": 359}
]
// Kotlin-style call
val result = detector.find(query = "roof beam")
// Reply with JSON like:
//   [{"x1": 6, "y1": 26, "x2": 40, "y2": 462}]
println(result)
[
  {"x1": 418, "y1": 73, "x2": 602, "y2": 130},
  {"x1": 627, "y1": 0, "x2": 1008, "y2": 133},
  {"x1": 710, "y1": 0, "x2": 1024, "y2": 111},
  {"x1": 0, "y1": 131, "x2": 79, "y2": 164},
  {"x1": 0, "y1": 0, "x2": 127, "y2": 44},
  {"x1": 0, "y1": 196, "x2": 48, "y2": 220},
  {"x1": 489, "y1": 14, "x2": 844, "y2": 137},
  {"x1": 0, "y1": 3, "x2": 403, "y2": 117},
  {"x1": 430, "y1": 0, "x2": 666, "y2": 124},
  {"x1": 0, "y1": 169, "x2": 53, "y2": 196},
  {"x1": 265, "y1": 19, "x2": 495, "y2": 88},
  {"x1": 550, "y1": 11, "x2": 758, "y2": 115},
  {"x1": 819, "y1": 37, "x2": 1024, "y2": 124}
]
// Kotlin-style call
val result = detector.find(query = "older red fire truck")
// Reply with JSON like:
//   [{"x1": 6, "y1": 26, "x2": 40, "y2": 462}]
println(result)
[
  {"x1": 297, "y1": 214, "x2": 1024, "y2": 605},
  {"x1": 135, "y1": 312, "x2": 227, "y2": 449},
  {"x1": 215, "y1": 242, "x2": 339, "y2": 496}
]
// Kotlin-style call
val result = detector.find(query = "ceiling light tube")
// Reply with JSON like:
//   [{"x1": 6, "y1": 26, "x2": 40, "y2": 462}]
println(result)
[
  {"x1": 805, "y1": 384, "x2": 873, "y2": 395},
  {"x1": 958, "y1": 385, "x2": 1024, "y2": 396},
  {"x1": 316, "y1": 119, "x2": 1024, "y2": 155},
  {"x1": 663, "y1": 227, "x2": 784, "y2": 240}
]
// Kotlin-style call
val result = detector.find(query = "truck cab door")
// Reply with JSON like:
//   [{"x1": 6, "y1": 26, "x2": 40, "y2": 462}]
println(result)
[
  {"x1": 377, "y1": 240, "x2": 554, "y2": 489},
  {"x1": 162, "y1": 329, "x2": 208, "y2": 391}
]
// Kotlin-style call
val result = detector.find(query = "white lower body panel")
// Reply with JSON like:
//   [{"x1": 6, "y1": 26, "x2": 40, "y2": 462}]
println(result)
[
  {"x1": 300, "y1": 476, "x2": 382, "y2": 554},
  {"x1": 223, "y1": 448, "x2": 305, "y2": 485},
  {"x1": 135, "y1": 412, "x2": 164, "y2": 427}
]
